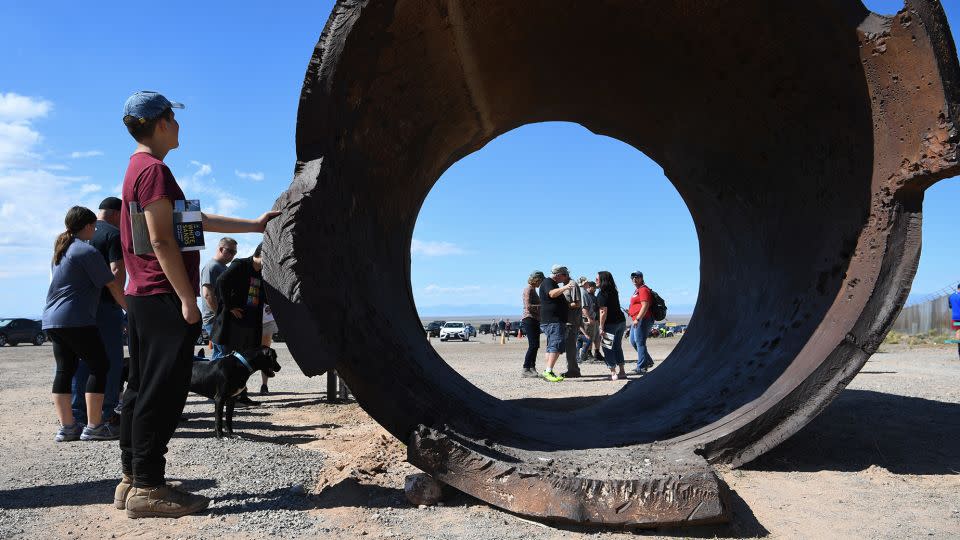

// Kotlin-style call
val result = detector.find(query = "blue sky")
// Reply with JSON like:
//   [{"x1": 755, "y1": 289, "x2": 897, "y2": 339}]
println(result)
[{"x1": 1, "y1": 0, "x2": 958, "y2": 318}]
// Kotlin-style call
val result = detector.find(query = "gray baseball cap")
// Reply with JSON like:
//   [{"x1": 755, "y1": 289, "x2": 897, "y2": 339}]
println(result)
[
  {"x1": 551, "y1": 264, "x2": 569, "y2": 275},
  {"x1": 122, "y1": 91, "x2": 184, "y2": 123}
]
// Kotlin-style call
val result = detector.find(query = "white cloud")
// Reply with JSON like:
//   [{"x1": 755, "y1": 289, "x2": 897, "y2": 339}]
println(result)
[
  {"x1": 0, "y1": 117, "x2": 44, "y2": 168},
  {"x1": 0, "y1": 92, "x2": 52, "y2": 123},
  {"x1": 0, "y1": 94, "x2": 104, "y2": 260},
  {"x1": 0, "y1": 168, "x2": 98, "y2": 249},
  {"x1": 69, "y1": 150, "x2": 103, "y2": 159},
  {"x1": 181, "y1": 161, "x2": 245, "y2": 216},
  {"x1": 423, "y1": 284, "x2": 483, "y2": 295},
  {"x1": 189, "y1": 160, "x2": 212, "y2": 178},
  {"x1": 235, "y1": 170, "x2": 264, "y2": 182},
  {"x1": 411, "y1": 239, "x2": 466, "y2": 256}
]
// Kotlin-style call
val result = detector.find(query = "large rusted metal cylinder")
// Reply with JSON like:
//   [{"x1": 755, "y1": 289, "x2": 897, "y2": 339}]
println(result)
[{"x1": 263, "y1": 0, "x2": 960, "y2": 528}]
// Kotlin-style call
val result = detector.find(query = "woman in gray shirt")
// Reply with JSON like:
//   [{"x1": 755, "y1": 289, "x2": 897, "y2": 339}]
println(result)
[{"x1": 42, "y1": 206, "x2": 126, "y2": 442}]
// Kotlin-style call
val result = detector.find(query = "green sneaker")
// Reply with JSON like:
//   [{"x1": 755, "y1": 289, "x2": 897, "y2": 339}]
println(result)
[{"x1": 542, "y1": 370, "x2": 564, "y2": 382}]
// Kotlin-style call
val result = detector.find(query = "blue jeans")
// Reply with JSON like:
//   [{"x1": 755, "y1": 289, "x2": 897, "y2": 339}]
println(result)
[
  {"x1": 203, "y1": 322, "x2": 229, "y2": 359},
  {"x1": 601, "y1": 321, "x2": 626, "y2": 369},
  {"x1": 71, "y1": 302, "x2": 123, "y2": 423},
  {"x1": 630, "y1": 317, "x2": 655, "y2": 371}
]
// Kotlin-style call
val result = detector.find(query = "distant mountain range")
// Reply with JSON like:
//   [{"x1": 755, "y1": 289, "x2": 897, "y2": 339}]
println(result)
[{"x1": 416, "y1": 304, "x2": 697, "y2": 318}]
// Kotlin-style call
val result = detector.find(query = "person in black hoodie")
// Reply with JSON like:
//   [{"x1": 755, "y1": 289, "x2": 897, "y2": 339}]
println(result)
[{"x1": 210, "y1": 243, "x2": 266, "y2": 405}]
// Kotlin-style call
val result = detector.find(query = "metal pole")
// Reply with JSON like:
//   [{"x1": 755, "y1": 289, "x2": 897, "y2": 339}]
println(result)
[{"x1": 326, "y1": 370, "x2": 337, "y2": 402}]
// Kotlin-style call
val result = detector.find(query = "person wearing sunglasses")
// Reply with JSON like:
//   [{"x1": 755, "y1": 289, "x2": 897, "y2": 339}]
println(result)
[{"x1": 200, "y1": 237, "x2": 238, "y2": 359}]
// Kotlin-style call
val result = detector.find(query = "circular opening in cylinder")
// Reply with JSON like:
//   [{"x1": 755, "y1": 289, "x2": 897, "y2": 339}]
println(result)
[{"x1": 412, "y1": 121, "x2": 700, "y2": 409}]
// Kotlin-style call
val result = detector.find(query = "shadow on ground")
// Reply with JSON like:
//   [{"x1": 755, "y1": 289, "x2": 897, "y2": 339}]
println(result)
[
  {"x1": 507, "y1": 393, "x2": 629, "y2": 412},
  {"x1": 0, "y1": 478, "x2": 216, "y2": 510},
  {"x1": 745, "y1": 389, "x2": 960, "y2": 475}
]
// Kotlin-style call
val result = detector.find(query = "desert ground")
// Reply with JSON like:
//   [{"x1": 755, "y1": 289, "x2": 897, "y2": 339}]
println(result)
[{"x1": 0, "y1": 334, "x2": 958, "y2": 539}]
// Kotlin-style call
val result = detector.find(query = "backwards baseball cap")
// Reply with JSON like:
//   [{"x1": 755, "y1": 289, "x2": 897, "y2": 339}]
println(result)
[
  {"x1": 528, "y1": 270, "x2": 545, "y2": 281},
  {"x1": 551, "y1": 264, "x2": 569, "y2": 275},
  {"x1": 98, "y1": 196, "x2": 122, "y2": 211},
  {"x1": 630, "y1": 270, "x2": 644, "y2": 278},
  {"x1": 122, "y1": 91, "x2": 184, "y2": 124}
]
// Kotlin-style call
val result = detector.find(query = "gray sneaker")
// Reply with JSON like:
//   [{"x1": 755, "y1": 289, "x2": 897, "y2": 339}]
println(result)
[
  {"x1": 81, "y1": 422, "x2": 120, "y2": 441},
  {"x1": 55, "y1": 423, "x2": 82, "y2": 442},
  {"x1": 521, "y1": 368, "x2": 539, "y2": 378}
]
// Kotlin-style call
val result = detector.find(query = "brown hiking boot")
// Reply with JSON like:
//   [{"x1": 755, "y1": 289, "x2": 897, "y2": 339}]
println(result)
[
  {"x1": 115, "y1": 476, "x2": 183, "y2": 510},
  {"x1": 125, "y1": 483, "x2": 210, "y2": 518},
  {"x1": 114, "y1": 475, "x2": 133, "y2": 509}
]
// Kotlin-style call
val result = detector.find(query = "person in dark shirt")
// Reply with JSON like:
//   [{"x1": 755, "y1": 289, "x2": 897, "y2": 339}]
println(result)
[
  {"x1": 71, "y1": 197, "x2": 126, "y2": 431},
  {"x1": 596, "y1": 270, "x2": 627, "y2": 380},
  {"x1": 200, "y1": 237, "x2": 238, "y2": 359},
  {"x1": 211, "y1": 244, "x2": 266, "y2": 354},
  {"x1": 539, "y1": 265, "x2": 578, "y2": 382}
]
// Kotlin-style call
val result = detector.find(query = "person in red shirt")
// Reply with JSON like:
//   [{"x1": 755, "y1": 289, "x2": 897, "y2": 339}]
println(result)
[
  {"x1": 627, "y1": 271, "x2": 655, "y2": 374},
  {"x1": 115, "y1": 91, "x2": 278, "y2": 519}
]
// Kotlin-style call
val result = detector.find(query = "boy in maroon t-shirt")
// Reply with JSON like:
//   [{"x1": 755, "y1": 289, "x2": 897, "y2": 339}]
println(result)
[
  {"x1": 115, "y1": 91, "x2": 278, "y2": 518},
  {"x1": 628, "y1": 271, "x2": 655, "y2": 374}
]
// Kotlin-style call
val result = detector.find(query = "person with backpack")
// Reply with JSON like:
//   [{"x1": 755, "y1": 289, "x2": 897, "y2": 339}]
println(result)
[{"x1": 628, "y1": 271, "x2": 656, "y2": 374}]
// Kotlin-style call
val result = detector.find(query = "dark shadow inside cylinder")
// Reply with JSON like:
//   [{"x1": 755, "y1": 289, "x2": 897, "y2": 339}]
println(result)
[{"x1": 299, "y1": 0, "x2": 876, "y2": 452}]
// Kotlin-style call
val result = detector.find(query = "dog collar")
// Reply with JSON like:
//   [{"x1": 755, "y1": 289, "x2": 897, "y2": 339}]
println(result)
[{"x1": 234, "y1": 352, "x2": 254, "y2": 373}]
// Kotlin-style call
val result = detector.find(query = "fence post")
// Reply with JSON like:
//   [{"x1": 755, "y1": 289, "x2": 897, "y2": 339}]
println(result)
[{"x1": 326, "y1": 370, "x2": 338, "y2": 402}]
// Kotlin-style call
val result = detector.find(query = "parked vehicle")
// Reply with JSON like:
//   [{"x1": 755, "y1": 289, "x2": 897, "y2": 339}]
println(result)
[
  {"x1": 440, "y1": 321, "x2": 470, "y2": 341},
  {"x1": 0, "y1": 318, "x2": 46, "y2": 346},
  {"x1": 478, "y1": 323, "x2": 492, "y2": 335},
  {"x1": 464, "y1": 324, "x2": 476, "y2": 338},
  {"x1": 426, "y1": 321, "x2": 446, "y2": 337}
]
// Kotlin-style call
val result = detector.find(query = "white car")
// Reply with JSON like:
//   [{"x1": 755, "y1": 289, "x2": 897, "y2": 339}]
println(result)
[{"x1": 440, "y1": 321, "x2": 469, "y2": 341}]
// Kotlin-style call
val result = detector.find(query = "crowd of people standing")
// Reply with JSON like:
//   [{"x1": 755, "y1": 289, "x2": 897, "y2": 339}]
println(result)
[{"x1": 521, "y1": 265, "x2": 657, "y2": 382}]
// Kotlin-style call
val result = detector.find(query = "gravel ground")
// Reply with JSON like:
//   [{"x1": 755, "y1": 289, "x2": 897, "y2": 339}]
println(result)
[{"x1": 0, "y1": 336, "x2": 958, "y2": 539}]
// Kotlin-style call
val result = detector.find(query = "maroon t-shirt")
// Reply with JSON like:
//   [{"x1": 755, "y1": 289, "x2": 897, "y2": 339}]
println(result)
[{"x1": 120, "y1": 152, "x2": 201, "y2": 297}]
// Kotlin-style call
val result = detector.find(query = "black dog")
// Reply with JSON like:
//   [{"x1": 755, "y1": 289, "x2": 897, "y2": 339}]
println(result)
[{"x1": 190, "y1": 346, "x2": 281, "y2": 438}]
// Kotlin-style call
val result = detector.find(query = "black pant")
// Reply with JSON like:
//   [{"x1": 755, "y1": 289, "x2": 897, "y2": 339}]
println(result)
[
  {"x1": 564, "y1": 323, "x2": 581, "y2": 373},
  {"x1": 48, "y1": 327, "x2": 108, "y2": 394},
  {"x1": 120, "y1": 294, "x2": 201, "y2": 488},
  {"x1": 521, "y1": 317, "x2": 540, "y2": 369}
]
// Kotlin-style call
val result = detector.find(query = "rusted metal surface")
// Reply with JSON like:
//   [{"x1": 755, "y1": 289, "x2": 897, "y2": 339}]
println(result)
[{"x1": 263, "y1": 0, "x2": 960, "y2": 528}]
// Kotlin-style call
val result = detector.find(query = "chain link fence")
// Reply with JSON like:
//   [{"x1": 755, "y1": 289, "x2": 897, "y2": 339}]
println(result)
[{"x1": 890, "y1": 280, "x2": 959, "y2": 335}]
